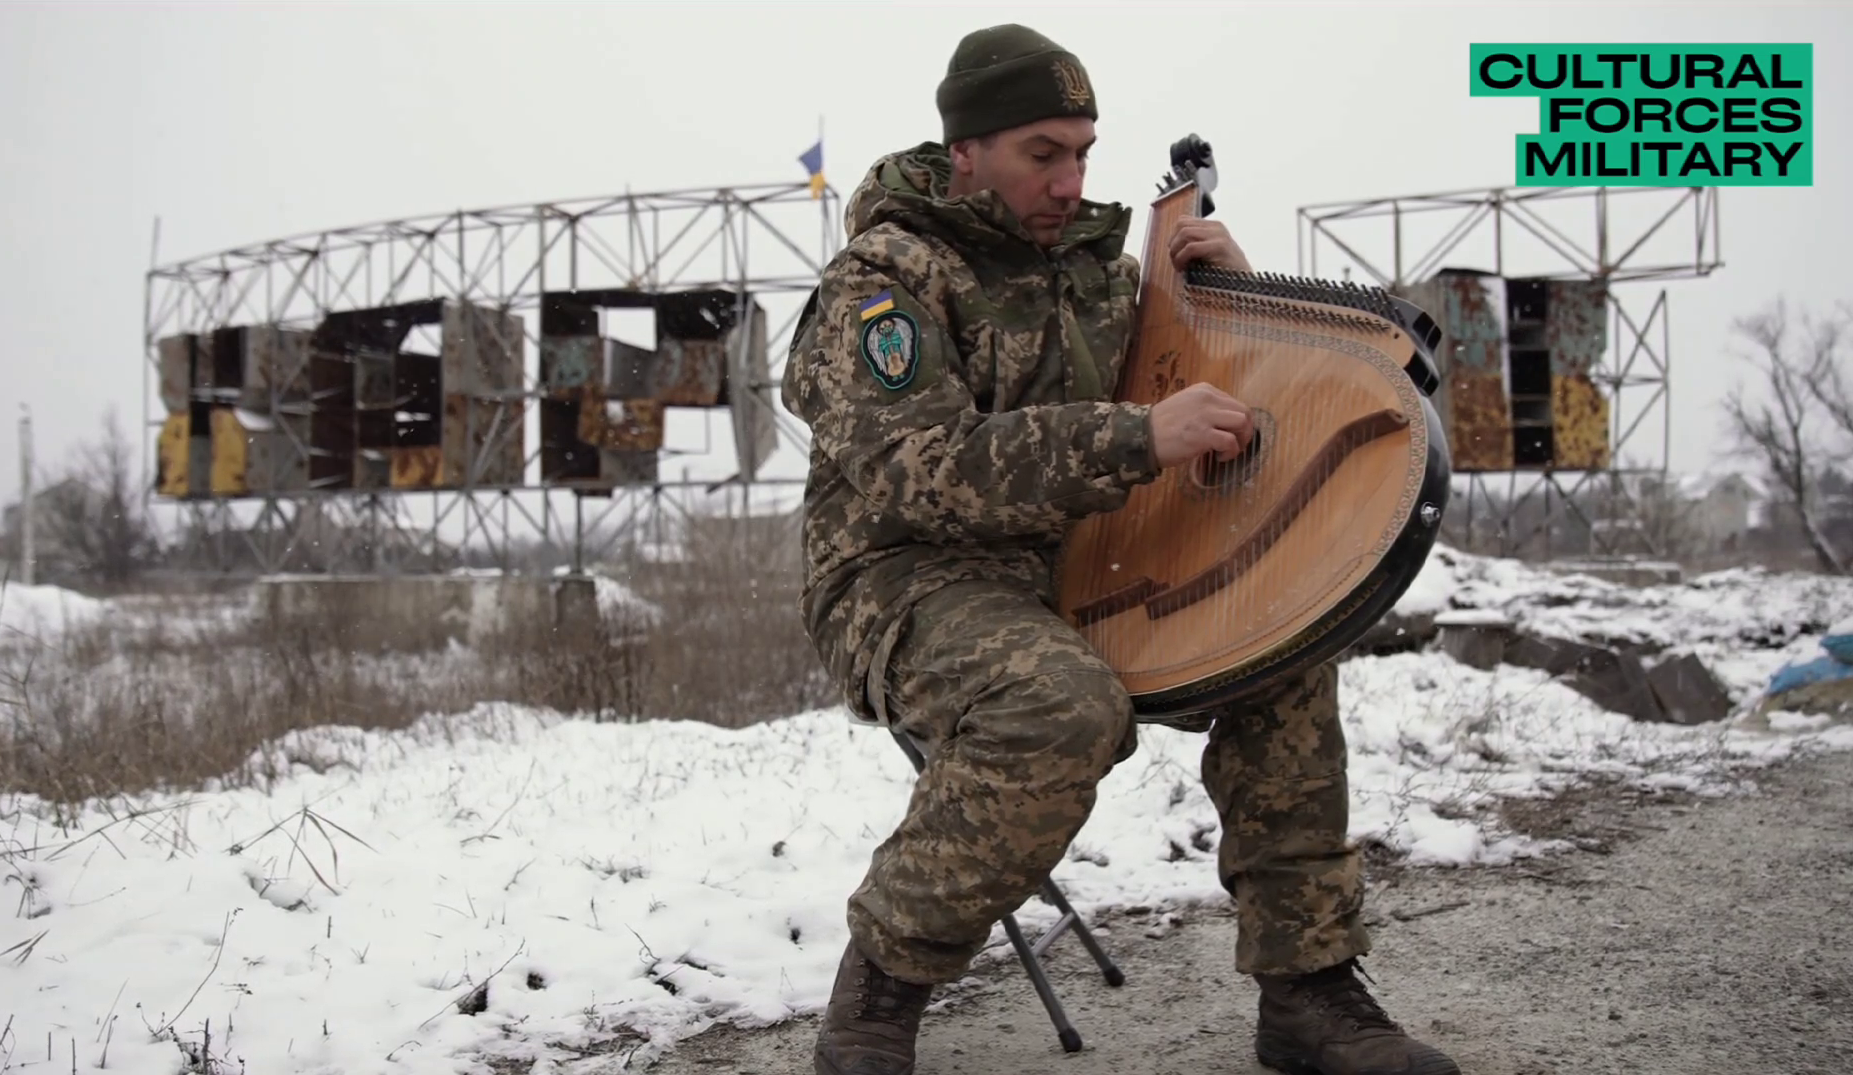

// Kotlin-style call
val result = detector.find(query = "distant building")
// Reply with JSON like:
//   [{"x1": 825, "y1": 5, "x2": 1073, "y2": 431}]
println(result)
[
  {"x1": 1, "y1": 477, "x2": 104, "y2": 582},
  {"x1": 1674, "y1": 471, "x2": 1763, "y2": 551}
]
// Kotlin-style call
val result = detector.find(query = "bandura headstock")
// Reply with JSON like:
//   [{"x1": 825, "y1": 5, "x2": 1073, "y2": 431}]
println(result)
[{"x1": 1155, "y1": 134, "x2": 1217, "y2": 217}]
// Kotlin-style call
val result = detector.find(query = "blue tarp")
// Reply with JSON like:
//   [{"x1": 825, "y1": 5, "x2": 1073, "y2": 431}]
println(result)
[
  {"x1": 1769, "y1": 654, "x2": 1853, "y2": 696},
  {"x1": 1821, "y1": 632, "x2": 1853, "y2": 664}
]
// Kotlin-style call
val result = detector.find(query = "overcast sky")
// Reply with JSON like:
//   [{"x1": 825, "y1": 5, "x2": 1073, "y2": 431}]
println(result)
[{"x1": 0, "y1": 0, "x2": 1846, "y2": 515}]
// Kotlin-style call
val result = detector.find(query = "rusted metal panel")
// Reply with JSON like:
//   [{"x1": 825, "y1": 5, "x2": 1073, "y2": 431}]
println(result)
[
  {"x1": 209, "y1": 407, "x2": 249, "y2": 497},
  {"x1": 442, "y1": 302, "x2": 524, "y2": 395},
  {"x1": 208, "y1": 327, "x2": 247, "y2": 396},
  {"x1": 606, "y1": 340, "x2": 654, "y2": 398},
  {"x1": 1406, "y1": 270, "x2": 1616, "y2": 474},
  {"x1": 540, "y1": 336, "x2": 602, "y2": 389},
  {"x1": 354, "y1": 448, "x2": 391, "y2": 490},
  {"x1": 1447, "y1": 371, "x2": 1514, "y2": 471},
  {"x1": 601, "y1": 448, "x2": 658, "y2": 485},
  {"x1": 190, "y1": 330, "x2": 221, "y2": 393},
  {"x1": 540, "y1": 295, "x2": 599, "y2": 337},
  {"x1": 357, "y1": 354, "x2": 398, "y2": 452},
  {"x1": 186, "y1": 400, "x2": 213, "y2": 497},
  {"x1": 440, "y1": 394, "x2": 525, "y2": 487},
  {"x1": 528, "y1": 288, "x2": 757, "y2": 487},
  {"x1": 653, "y1": 338, "x2": 726, "y2": 405},
  {"x1": 308, "y1": 351, "x2": 355, "y2": 489},
  {"x1": 1434, "y1": 271, "x2": 1506, "y2": 375},
  {"x1": 536, "y1": 332, "x2": 655, "y2": 486},
  {"x1": 156, "y1": 413, "x2": 190, "y2": 496},
  {"x1": 576, "y1": 386, "x2": 665, "y2": 452},
  {"x1": 1505, "y1": 296, "x2": 1554, "y2": 469},
  {"x1": 727, "y1": 298, "x2": 778, "y2": 479},
  {"x1": 394, "y1": 352, "x2": 442, "y2": 454},
  {"x1": 157, "y1": 334, "x2": 195, "y2": 414},
  {"x1": 1550, "y1": 374, "x2": 1610, "y2": 469},
  {"x1": 539, "y1": 396, "x2": 595, "y2": 483},
  {"x1": 1418, "y1": 271, "x2": 1513, "y2": 472},
  {"x1": 478, "y1": 400, "x2": 526, "y2": 486},
  {"x1": 354, "y1": 352, "x2": 396, "y2": 409},
  {"x1": 390, "y1": 445, "x2": 443, "y2": 489},
  {"x1": 1543, "y1": 279, "x2": 1608, "y2": 377},
  {"x1": 438, "y1": 301, "x2": 525, "y2": 489},
  {"x1": 353, "y1": 342, "x2": 402, "y2": 452},
  {"x1": 241, "y1": 325, "x2": 314, "y2": 410},
  {"x1": 202, "y1": 407, "x2": 310, "y2": 497},
  {"x1": 242, "y1": 414, "x2": 308, "y2": 495},
  {"x1": 356, "y1": 410, "x2": 396, "y2": 454}
]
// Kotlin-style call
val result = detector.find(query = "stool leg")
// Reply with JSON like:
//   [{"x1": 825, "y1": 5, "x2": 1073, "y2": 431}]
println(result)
[
  {"x1": 891, "y1": 729, "x2": 1096, "y2": 1052},
  {"x1": 1002, "y1": 913, "x2": 1084, "y2": 1054},
  {"x1": 1039, "y1": 880, "x2": 1126, "y2": 987}
]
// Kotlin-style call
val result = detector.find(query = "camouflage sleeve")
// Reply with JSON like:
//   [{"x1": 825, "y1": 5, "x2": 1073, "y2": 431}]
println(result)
[
  {"x1": 1101, "y1": 252, "x2": 1142, "y2": 395},
  {"x1": 782, "y1": 242, "x2": 1160, "y2": 542}
]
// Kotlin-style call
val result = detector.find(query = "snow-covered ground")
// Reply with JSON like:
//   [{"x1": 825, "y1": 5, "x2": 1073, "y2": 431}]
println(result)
[
  {"x1": 2, "y1": 549, "x2": 1850, "y2": 1074},
  {"x1": 0, "y1": 581, "x2": 105, "y2": 645}
]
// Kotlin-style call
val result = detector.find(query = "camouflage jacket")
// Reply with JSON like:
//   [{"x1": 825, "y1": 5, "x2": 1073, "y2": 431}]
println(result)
[{"x1": 780, "y1": 141, "x2": 1161, "y2": 724}]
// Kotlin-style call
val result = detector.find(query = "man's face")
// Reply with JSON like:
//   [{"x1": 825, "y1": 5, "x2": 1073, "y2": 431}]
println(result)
[{"x1": 949, "y1": 117, "x2": 1096, "y2": 247}]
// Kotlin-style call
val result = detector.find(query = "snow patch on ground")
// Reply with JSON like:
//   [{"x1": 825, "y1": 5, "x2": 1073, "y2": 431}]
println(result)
[
  {"x1": 5, "y1": 653, "x2": 1850, "y2": 1074},
  {"x1": 0, "y1": 582, "x2": 105, "y2": 643},
  {"x1": 1393, "y1": 545, "x2": 1851, "y2": 702},
  {"x1": 4, "y1": 547, "x2": 1851, "y2": 1072}
]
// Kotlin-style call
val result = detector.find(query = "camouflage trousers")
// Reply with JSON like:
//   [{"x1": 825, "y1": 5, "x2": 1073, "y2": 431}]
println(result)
[{"x1": 846, "y1": 578, "x2": 1370, "y2": 985}]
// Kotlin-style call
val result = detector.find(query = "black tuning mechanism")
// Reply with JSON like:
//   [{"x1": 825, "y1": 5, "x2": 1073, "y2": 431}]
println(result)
[
  {"x1": 1156, "y1": 134, "x2": 1218, "y2": 215},
  {"x1": 1171, "y1": 134, "x2": 1213, "y2": 173}
]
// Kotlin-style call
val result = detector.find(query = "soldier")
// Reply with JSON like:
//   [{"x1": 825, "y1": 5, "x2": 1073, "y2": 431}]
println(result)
[{"x1": 779, "y1": 23, "x2": 1462, "y2": 1075}]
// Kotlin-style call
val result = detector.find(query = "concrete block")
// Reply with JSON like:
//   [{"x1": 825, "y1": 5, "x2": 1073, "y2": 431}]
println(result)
[
  {"x1": 1435, "y1": 609, "x2": 1515, "y2": 671},
  {"x1": 1645, "y1": 653, "x2": 1735, "y2": 726}
]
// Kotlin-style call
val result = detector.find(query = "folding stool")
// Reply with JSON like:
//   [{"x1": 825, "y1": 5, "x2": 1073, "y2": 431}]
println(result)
[{"x1": 888, "y1": 728, "x2": 1126, "y2": 1054}]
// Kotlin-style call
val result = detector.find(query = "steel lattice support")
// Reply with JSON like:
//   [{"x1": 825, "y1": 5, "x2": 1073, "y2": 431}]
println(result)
[
  {"x1": 1296, "y1": 183, "x2": 1722, "y2": 560},
  {"x1": 142, "y1": 182, "x2": 842, "y2": 575},
  {"x1": 160, "y1": 479, "x2": 810, "y2": 576}
]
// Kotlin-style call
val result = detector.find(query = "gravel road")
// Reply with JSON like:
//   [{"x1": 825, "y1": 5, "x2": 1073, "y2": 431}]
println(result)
[{"x1": 636, "y1": 744, "x2": 1853, "y2": 1074}]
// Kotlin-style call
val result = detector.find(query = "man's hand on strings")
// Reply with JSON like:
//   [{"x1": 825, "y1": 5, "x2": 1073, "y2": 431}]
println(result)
[
  {"x1": 1168, "y1": 218, "x2": 1253, "y2": 274},
  {"x1": 1149, "y1": 383, "x2": 1255, "y2": 469}
]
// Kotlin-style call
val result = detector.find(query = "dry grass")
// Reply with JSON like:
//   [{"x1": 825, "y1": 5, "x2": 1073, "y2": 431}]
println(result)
[
  {"x1": 0, "y1": 525, "x2": 834, "y2": 804},
  {"x1": 621, "y1": 512, "x2": 834, "y2": 726}
]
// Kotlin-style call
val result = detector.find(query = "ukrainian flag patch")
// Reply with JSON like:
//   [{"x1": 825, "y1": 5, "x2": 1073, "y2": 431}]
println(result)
[{"x1": 859, "y1": 289, "x2": 896, "y2": 321}]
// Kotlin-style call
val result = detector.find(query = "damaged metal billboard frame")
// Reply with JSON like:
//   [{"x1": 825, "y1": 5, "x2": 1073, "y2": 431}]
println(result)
[
  {"x1": 142, "y1": 181, "x2": 839, "y2": 575},
  {"x1": 1296, "y1": 183, "x2": 1722, "y2": 559}
]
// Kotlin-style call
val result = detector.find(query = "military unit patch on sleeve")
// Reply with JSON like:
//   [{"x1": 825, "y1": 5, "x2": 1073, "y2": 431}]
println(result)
[{"x1": 858, "y1": 294, "x2": 920, "y2": 391}]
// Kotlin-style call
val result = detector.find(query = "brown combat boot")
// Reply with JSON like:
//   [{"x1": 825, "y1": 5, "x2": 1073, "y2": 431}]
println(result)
[
  {"x1": 1253, "y1": 958, "x2": 1461, "y2": 1075},
  {"x1": 813, "y1": 941, "x2": 935, "y2": 1075}
]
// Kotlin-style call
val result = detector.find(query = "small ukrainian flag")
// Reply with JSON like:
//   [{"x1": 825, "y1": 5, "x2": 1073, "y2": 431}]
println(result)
[
  {"x1": 799, "y1": 139, "x2": 825, "y2": 199},
  {"x1": 859, "y1": 289, "x2": 895, "y2": 320}
]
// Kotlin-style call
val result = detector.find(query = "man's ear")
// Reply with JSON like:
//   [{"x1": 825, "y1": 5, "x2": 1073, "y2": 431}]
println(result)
[{"x1": 948, "y1": 138, "x2": 976, "y2": 176}]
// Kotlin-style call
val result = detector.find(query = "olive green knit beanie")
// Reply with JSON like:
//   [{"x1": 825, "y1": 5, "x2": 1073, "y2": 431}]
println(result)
[{"x1": 936, "y1": 24, "x2": 1098, "y2": 144}]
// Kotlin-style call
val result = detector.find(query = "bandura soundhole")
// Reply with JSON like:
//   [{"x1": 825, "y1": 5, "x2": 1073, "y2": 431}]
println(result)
[{"x1": 1056, "y1": 135, "x2": 1452, "y2": 717}]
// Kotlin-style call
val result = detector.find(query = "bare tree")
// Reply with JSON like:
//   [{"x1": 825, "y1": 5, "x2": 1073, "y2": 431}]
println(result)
[
  {"x1": 1804, "y1": 301, "x2": 1853, "y2": 453},
  {"x1": 1613, "y1": 474, "x2": 1708, "y2": 564},
  {"x1": 37, "y1": 407, "x2": 160, "y2": 590},
  {"x1": 1721, "y1": 298, "x2": 1849, "y2": 574}
]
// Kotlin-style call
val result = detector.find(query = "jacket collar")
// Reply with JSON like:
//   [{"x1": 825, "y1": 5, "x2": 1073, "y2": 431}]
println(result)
[{"x1": 842, "y1": 141, "x2": 1131, "y2": 266}]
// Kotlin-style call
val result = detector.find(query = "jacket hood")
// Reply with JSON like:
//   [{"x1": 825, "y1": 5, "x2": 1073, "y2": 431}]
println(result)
[{"x1": 842, "y1": 141, "x2": 1132, "y2": 261}]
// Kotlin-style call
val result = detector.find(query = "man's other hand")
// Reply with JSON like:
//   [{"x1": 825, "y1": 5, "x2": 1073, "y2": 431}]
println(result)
[{"x1": 1168, "y1": 218, "x2": 1253, "y2": 273}]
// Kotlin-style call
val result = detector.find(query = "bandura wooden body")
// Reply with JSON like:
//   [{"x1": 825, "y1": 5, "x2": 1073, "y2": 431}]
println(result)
[{"x1": 1057, "y1": 136, "x2": 1451, "y2": 717}]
